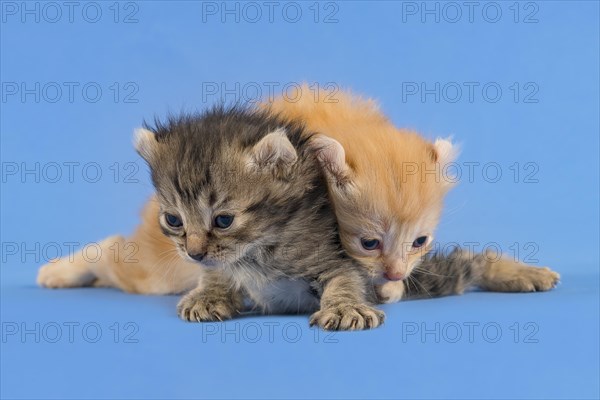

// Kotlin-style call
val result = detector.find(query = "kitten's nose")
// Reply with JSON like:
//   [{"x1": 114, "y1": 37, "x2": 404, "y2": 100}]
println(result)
[
  {"x1": 187, "y1": 251, "x2": 207, "y2": 262},
  {"x1": 384, "y1": 271, "x2": 405, "y2": 281},
  {"x1": 186, "y1": 234, "x2": 207, "y2": 262}
]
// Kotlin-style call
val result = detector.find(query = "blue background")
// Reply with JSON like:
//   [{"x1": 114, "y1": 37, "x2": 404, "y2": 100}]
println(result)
[{"x1": 1, "y1": 1, "x2": 598, "y2": 399}]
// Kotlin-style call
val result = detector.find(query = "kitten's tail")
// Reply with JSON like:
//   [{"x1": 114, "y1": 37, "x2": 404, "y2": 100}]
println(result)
[{"x1": 404, "y1": 248, "x2": 560, "y2": 299}]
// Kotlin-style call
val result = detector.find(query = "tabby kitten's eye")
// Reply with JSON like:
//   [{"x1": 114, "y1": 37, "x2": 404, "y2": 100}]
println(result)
[
  {"x1": 214, "y1": 214, "x2": 234, "y2": 229},
  {"x1": 165, "y1": 213, "x2": 183, "y2": 228},
  {"x1": 412, "y1": 236, "x2": 429, "y2": 248},
  {"x1": 361, "y1": 238, "x2": 381, "y2": 251}
]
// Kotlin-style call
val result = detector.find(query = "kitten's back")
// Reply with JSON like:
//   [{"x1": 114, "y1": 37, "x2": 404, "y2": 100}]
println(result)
[{"x1": 267, "y1": 85, "x2": 447, "y2": 221}]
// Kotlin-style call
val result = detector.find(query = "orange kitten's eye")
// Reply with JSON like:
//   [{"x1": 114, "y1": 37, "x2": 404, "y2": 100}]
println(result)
[
  {"x1": 412, "y1": 236, "x2": 428, "y2": 248},
  {"x1": 361, "y1": 238, "x2": 381, "y2": 251}
]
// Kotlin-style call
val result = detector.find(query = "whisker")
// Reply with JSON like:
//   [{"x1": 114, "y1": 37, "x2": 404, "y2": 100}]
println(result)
[
  {"x1": 412, "y1": 266, "x2": 454, "y2": 279},
  {"x1": 409, "y1": 275, "x2": 433, "y2": 299}
]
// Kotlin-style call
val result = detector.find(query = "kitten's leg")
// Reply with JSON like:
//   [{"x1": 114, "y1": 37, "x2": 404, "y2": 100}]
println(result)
[
  {"x1": 402, "y1": 248, "x2": 560, "y2": 299},
  {"x1": 477, "y1": 250, "x2": 560, "y2": 292},
  {"x1": 37, "y1": 232, "x2": 200, "y2": 294},
  {"x1": 177, "y1": 269, "x2": 244, "y2": 322},
  {"x1": 37, "y1": 235, "x2": 126, "y2": 289},
  {"x1": 37, "y1": 197, "x2": 201, "y2": 294},
  {"x1": 310, "y1": 270, "x2": 385, "y2": 331}
]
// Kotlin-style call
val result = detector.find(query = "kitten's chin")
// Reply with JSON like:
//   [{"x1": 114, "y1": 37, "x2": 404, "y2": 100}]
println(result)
[
  {"x1": 372, "y1": 270, "x2": 411, "y2": 284},
  {"x1": 180, "y1": 252, "x2": 223, "y2": 269},
  {"x1": 182, "y1": 256, "x2": 224, "y2": 269},
  {"x1": 372, "y1": 275, "x2": 392, "y2": 285},
  {"x1": 198, "y1": 259, "x2": 222, "y2": 268}
]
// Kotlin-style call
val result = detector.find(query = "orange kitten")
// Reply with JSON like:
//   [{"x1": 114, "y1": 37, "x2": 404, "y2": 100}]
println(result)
[{"x1": 266, "y1": 85, "x2": 557, "y2": 302}]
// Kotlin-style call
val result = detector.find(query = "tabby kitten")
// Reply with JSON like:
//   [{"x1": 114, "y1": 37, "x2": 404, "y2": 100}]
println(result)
[{"x1": 133, "y1": 106, "x2": 384, "y2": 330}]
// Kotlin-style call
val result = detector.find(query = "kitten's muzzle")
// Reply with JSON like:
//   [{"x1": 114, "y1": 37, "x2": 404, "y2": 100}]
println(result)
[
  {"x1": 384, "y1": 271, "x2": 405, "y2": 281},
  {"x1": 188, "y1": 251, "x2": 207, "y2": 262},
  {"x1": 186, "y1": 234, "x2": 207, "y2": 262},
  {"x1": 382, "y1": 259, "x2": 409, "y2": 281}
]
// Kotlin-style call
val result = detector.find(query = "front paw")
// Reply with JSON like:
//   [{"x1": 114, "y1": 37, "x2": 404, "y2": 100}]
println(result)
[
  {"x1": 310, "y1": 303, "x2": 385, "y2": 331},
  {"x1": 37, "y1": 258, "x2": 95, "y2": 288},
  {"x1": 376, "y1": 280, "x2": 405, "y2": 304},
  {"x1": 177, "y1": 292, "x2": 238, "y2": 322}
]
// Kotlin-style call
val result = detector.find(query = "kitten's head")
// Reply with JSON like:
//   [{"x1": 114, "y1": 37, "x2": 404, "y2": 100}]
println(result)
[
  {"x1": 310, "y1": 132, "x2": 458, "y2": 282},
  {"x1": 134, "y1": 108, "x2": 311, "y2": 269}
]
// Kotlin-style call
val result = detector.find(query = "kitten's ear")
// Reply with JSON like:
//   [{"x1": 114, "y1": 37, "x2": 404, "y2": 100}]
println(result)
[
  {"x1": 432, "y1": 137, "x2": 459, "y2": 165},
  {"x1": 309, "y1": 134, "x2": 353, "y2": 188},
  {"x1": 432, "y1": 137, "x2": 460, "y2": 188},
  {"x1": 134, "y1": 128, "x2": 158, "y2": 163},
  {"x1": 249, "y1": 128, "x2": 298, "y2": 170}
]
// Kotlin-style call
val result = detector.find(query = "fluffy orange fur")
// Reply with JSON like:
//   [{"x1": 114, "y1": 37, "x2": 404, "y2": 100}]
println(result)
[{"x1": 38, "y1": 197, "x2": 202, "y2": 294}]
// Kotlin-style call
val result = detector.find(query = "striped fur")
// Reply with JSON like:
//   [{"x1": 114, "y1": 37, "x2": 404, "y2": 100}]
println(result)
[
  {"x1": 387, "y1": 249, "x2": 560, "y2": 302},
  {"x1": 137, "y1": 106, "x2": 384, "y2": 330}
]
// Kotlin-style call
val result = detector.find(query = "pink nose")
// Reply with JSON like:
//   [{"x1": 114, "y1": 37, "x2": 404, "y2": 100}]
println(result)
[{"x1": 384, "y1": 271, "x2": 405, "y2": 281}]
